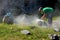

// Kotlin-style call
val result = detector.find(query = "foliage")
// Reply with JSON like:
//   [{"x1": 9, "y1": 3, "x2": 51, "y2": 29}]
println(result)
[{"x1": 0, "y1": 23, "x2": 59, "y2": 40}]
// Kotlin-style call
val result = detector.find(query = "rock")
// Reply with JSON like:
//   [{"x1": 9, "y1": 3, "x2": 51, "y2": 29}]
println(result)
[
  {"x1": 38, "y1": 21, "x2": 47, "y2": 27},
  {"x1": 36, "y1": 19, "x2": 44, "y2": 26},
  {"x1": 52, "y1": 23, "x2": 60, "y2": 32},
  {"x1": 21, "y1": 30, "x2": 31, "y2": 35},
  {"x1": 35, "y1": 19, "x2": 47, "y2": 27},
  {"x1": 3, "y1": 16, "x2": 13, "y2": 24},
  {"x1": 2, "y1": 12, "x2": 14, "y2": 24},
  {"x1": 53, "y1": 26, "x2": 60, "y2": 32},
  {"x1": 54, "y1": 28, "x2": 60, "y2": 32},
  {"x1": 48, "y1": 34, "x2": 60, "y2": 40}
]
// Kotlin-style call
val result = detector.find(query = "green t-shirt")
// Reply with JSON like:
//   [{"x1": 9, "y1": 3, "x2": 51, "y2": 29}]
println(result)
[{"x1": 42, "y1": 7, "x2": 54, "y2": 14}]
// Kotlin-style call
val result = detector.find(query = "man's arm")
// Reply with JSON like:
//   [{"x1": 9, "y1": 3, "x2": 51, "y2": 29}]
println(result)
[
  {"x1": 41, "y1": 13, "x2": 46, "y2": 20},
  {"x1": 39, "y1": 7, "x2": 46, "y2": 20}
]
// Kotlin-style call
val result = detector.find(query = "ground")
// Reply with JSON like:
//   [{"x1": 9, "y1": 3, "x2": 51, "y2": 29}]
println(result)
[
  {"x1": 53, "y1": 16, "x2": 60, "y2": 27},
  {"x1": 0, "y1": 17, "x2": 59, "y2": 40}
]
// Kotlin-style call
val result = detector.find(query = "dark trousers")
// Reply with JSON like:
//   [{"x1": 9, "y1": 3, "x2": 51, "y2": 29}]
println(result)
[{"x1": 47, "y1": 11, "x2": 54, "y2": 26}]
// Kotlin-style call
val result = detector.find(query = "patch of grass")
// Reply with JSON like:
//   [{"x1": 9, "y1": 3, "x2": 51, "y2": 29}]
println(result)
[
  {"x1": 0, "y1": 23, "x2": 59, "y2": 40},
  {"x1": 53, "y1": 16, "x2": 60, "y2": 20}
]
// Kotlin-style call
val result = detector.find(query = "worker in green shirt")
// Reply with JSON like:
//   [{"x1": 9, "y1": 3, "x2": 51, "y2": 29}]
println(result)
[{"x1": 39, "y1": 7, "x2": 54, "y2": 27}]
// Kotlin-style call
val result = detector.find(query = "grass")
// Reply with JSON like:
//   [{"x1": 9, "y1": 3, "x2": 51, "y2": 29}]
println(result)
[
  {"x1": 53, "y1": 16, "x2": 60, "y2": 20},
  {"x1": 0, "y1": 23, "x2": 59, "y2": 40}
]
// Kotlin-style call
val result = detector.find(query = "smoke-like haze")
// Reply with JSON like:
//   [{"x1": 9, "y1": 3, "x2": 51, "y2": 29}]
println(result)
[
  {"x1": 13, "y1": 14, "x2": 44, "y2": 26},
  {"x1": 0, "y1": 0, "x2": 60, "y2": 27}
]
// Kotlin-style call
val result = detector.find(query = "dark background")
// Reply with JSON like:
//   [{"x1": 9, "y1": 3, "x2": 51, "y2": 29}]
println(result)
[{"x1": 0, "y1": 0, "x2": 60, "y2": 22}]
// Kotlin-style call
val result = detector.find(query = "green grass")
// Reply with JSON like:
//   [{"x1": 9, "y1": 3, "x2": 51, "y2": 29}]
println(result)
[
  {"x1": 0, "y1": 23, "x2": 60, "y2": 40},
  {"x1": 53, "y1": 16, "x2": 60, "y2": 20},
  {"x1": 0, "y1": 16, "x2": 60, "y2": 40}
]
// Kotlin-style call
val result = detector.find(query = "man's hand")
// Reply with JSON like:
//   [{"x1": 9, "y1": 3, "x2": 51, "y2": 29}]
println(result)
[{"x1": 41, "y1": 14, "x2": 46, "y2": 20}]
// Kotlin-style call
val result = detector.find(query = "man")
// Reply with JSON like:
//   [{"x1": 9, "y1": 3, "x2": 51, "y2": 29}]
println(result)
[
  {"x1": 39, "y1": 7, "x2": 54, "y2": 27},
  {"x1": 38, "y1": 0, "x2": 57, "y2": 27}
]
